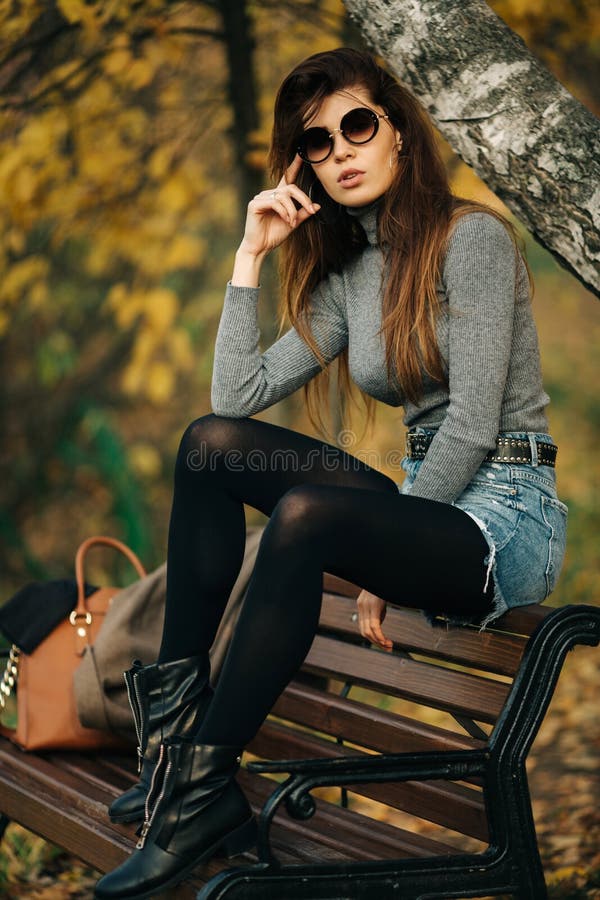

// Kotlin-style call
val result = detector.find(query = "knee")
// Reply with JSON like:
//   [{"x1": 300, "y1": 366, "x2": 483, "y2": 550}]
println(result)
[
  {"x1": 175, "y1": 414, "x2": 251, "y2": 477},
  {"x1": 267, "y1": 484, "x2": 322, "y2": 548}
]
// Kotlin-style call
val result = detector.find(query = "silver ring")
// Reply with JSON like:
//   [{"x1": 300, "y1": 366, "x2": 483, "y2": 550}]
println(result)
[{"x1": 271, "y1": 190, "x2": 279, "y2": 201}]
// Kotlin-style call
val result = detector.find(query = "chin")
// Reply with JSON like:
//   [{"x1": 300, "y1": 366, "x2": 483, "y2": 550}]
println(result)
[{"x1": 340, "y1": 190, "x2": 385, "y2": 208}]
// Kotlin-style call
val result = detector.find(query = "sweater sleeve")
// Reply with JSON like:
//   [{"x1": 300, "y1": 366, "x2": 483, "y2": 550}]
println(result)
[
  {"x1": 211, "y1": 275, "x2": 348, "y2": 418},
  {"x1": 408, "y1": 214, "x2": 518, "y2": 503}
]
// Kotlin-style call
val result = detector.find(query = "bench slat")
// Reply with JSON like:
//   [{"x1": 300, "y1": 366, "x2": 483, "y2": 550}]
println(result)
[
  {"x1": 271, "y1": 681, "x2": 485, "y2": 754},
  {"x1": 52, "y1": 752, "x2": 138, "y2": 795},
  {"x1": 320, "y1": 594, "x2": 525, "y2": 677},
  {"x1": 305, "y1": 635, "x2": 510, "y2": 724}
]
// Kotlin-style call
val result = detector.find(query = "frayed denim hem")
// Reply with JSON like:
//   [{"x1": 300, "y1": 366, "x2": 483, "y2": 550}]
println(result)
[
  {"x1": 461, "y1": 509, "x2": 510, "y2": 631},
  {"x1": 421, "y1": 509, "x2": 510, "y2": 632}
]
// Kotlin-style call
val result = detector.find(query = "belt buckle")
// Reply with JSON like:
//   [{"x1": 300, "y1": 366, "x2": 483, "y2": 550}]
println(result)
[{"x1": 406, "y1": 432, "x2": 429, "y2": 460}]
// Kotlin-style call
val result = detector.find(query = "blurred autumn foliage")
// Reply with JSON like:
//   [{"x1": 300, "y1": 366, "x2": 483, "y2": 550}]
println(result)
[{"x1": 0, "y1": 0, "x2": 598, "y2": 600}]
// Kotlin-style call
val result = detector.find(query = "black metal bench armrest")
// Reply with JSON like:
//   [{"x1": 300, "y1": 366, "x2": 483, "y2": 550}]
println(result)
[
  {"x1": 247, "y1": 747, "x2": 488, "y2": 781},
  {"x1": 490, "y1": 604, "x2": 600, "y2": 760},
  {"x1": 248, "y1": 749, "x2": 489, "y2": 865}
]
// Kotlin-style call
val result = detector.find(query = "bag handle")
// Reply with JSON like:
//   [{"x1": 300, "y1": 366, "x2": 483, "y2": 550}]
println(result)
[{"x1": 74, "y1": 536, "x2": 147, "y2": 619}]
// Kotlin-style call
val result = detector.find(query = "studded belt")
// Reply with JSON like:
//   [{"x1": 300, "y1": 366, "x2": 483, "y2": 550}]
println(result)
[{"x1": 406, "y1": 433, "x2": 558, "y2": 467}]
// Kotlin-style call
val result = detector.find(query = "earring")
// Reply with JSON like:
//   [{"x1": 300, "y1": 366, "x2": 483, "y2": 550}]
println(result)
[{"x1": 389, "y1": 139, "x2": 404, "y2": 170}]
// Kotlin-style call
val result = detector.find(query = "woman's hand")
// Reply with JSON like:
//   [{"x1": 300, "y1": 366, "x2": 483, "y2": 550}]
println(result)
[
  {"x1": 356, "y1": 590, "x2": 393, "y2": 652},
  {"x1": 232, "y1": 156, "x2": 319, "y2": 285}
]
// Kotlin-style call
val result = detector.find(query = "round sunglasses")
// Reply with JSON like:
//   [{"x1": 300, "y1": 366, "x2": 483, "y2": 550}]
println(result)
[{"x1": 296, "y1": 107, "x2": 390, "y2": 164}]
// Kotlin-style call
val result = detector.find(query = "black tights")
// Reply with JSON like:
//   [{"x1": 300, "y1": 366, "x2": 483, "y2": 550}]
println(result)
[{"x1": 158, "y1": 414, "x2": 494, "y2": 747}]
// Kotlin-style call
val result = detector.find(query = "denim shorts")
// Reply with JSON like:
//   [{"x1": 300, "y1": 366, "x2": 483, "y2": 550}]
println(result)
[{"x1": 398, "y1": 431, "x2": 568, "y2": 629}]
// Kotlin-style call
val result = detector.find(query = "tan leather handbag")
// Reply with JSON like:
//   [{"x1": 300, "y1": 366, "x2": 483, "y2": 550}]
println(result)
[{"x1": 0, "y1": 536, "x2": 146, "y2": 751}]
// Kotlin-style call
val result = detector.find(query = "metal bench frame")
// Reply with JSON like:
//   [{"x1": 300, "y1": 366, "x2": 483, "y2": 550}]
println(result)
[{"x1": 200, "y1": 604, "x2": 600, "y2": 900}]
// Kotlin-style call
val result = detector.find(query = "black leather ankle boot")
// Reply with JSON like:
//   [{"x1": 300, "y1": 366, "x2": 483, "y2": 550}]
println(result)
[
  {"x1": 108, "y1": 655, "x2": 213, "y2": 824},
  {"x1": 95, "y1": 740, "x2": 256, "y2": 900}
]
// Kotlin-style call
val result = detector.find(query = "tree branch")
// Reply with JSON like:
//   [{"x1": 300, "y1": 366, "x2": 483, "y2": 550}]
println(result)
[
  {"x1": 344, "y1": 0, "x2": 600, "y2": 297},
  {"x1": 0, "y1": 50, "x2": 105, "y2": 111}
]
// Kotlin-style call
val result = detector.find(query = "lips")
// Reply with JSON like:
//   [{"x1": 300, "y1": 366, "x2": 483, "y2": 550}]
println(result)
[{"x1": 338, "y1": 168, "x2": 365, "y2": 185}]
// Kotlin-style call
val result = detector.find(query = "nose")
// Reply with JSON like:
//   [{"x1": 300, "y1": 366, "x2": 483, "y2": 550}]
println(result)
[{"x1": 332, "y1": 131, "x2": 355, "y2": 160}]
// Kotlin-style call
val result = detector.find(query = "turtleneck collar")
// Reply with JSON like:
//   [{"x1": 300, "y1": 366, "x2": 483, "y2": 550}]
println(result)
[{"x1": 345, "y1": 197, "x2": 383, "y2": 247}]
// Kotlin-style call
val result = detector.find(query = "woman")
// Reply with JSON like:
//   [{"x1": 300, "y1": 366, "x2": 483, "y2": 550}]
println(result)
[{"x1": 95, "y1": 47, "x2": 567, "y2": 899}]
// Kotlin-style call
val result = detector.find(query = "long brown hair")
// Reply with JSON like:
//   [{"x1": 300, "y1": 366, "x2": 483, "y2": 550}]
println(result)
[{"x1": 269, "y1": 47, "x2": 526, "y2": 439}]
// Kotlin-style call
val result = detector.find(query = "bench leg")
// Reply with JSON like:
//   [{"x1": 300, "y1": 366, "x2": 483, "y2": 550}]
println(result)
[{"x1": 485, "y1": 762, "x2": 548, "y2": 900}]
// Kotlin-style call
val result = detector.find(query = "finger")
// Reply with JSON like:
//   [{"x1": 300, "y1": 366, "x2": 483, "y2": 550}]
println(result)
[
  {"x1": 362, "y1": 615, "x2": 379, "y2": 646},
  {"x1": 250, "y1": 191, "x2": 297, "y2": 226},
  {"x1": 283, "y1": 153, "x2": 303, "y2": 186},
  {"x1": 357, "y1": 610, "x2": 370, "y2": 641},
  {"x1": 277, "y1": 194, "x2": 301, "y2": 226},
  {"x1": 268, "y1": 194, "x2": 295, "y2": 226},
  {"x1": 268, "y1": 183, "x2": 316, "y2": 218},
  {"x1": 292, "y1": 204, "x2": 320, "y2": 228},
  {"x1": 285, "y1": 183, "x2": 317, "y2": 216},
  {"x1": 371, "y1": 620, "x2": 393, "y2": 652}
]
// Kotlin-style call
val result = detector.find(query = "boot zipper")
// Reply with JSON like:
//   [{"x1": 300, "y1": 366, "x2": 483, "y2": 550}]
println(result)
[
  {"x1": 137, "y1": 743, "x2": 163, "y2": 849},
  {"x1": 124, "y1": 670, "x2": 144, "y2": 773},
  {"x1": 136, "y1": 744, "x2": 171, "y2": 850},
  {"x1": 133, "y1": 674, "x2": 145, "y2": 773},
  {"x1": 137, "y1": 744, "x2": 172, "y2": 850}
]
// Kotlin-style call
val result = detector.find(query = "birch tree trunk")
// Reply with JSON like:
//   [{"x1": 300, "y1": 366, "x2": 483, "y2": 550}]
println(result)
[{"x1": 344, "y1": 0, "x2": 600, "y2": 297}]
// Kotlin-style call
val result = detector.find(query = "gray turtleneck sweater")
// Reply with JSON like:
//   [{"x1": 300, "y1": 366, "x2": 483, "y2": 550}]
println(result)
[{"x1": 211, "y1": 205, "x2": 549, "y2": 504}]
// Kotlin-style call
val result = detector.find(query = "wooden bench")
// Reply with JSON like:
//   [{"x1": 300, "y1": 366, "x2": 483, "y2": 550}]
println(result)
[{"x1": 0, "y1": 575, "x2": 598, "y2": 900}]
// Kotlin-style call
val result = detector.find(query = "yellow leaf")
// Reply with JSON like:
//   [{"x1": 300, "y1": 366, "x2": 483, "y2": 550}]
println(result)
[
  {"x1": 132, "y1": 328, "x2": 158, "y2": 367},
  {"x1": 1, "y1": 257, "x2": 49, "y2": 304},
  {"x1": 57, "y1": 0, "x2": 99, "y2": 35},
  {"x1": 157, "y1": 174, "x2": 190, "y2": 213},
  {"x1": 546, "y1": 866, "x2": 587, "y2": 884},
  {"x1": 7, "y1": 229, "x2": 25, "y2": 254},
  {"x1": 121, "y1": 364, "x2": 143, "y2": 396},
  {"x1": 29, "y1": 280, "x2": 48, "y2": 309},
  {"x1": 103, "y1": 48, "x2": 132, "y2": 76},
  {"x1": 126, "y1": 58, "x2": 155, "y2": 90},
  {"x1": 57, "y1": 0, "x2": 88, "y2": 23},
  {"x1": 164, "y1": 234, "x2": 203, "y2": 270},
  {"x1": 107, "y1": 286, "x2": 144, "y2": 328},
  {"x1": 0, "y1": 147, "x2": 21, "y2": 183},
  {"x1": 129, "y1": 443, "x2": 162, "y2": 478},
  {"x1": 12, "y1": 166, "x2": 38, "y2": 204},
  {"x1": 158, "y1": 82, "x2": 182, "y2": 109},
  {"x1": 106, "y1": 283, "x2": 128, "y2": 311},
  {"x1": 148, "y1": 145, "x2": 175, "y2": 180},
  {"x1": 121, "y1": 328, "x2": 159, "y2": 395},
  {"x1": 168, "y1": 329, "x2": 194, "y2": 371},
  {"x1": 21, "y1": 110, "x2": 68, "y2": 158},
  {"x1": 144, "y1": 288, "x2": 179, "y2": 332},
  {"x1": 145, "y1": 361, "x2": 174, "y2": 403}
]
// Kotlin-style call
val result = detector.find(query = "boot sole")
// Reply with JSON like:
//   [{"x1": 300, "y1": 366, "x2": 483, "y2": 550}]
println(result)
[{"x1": 94, "y1": 816, "x2": 257, "y2": 900}]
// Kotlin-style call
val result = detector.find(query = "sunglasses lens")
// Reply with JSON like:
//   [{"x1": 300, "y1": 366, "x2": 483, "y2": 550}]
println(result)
[
  {"x1": 342, "y1": 108, "x2": 377, "y2": 144},
  {"x1": 297, "y1": 108, "x2": 381, "y2": 163},
  {"x1": 299, "y1": 128, "x2": 332, "y2": 163}
]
